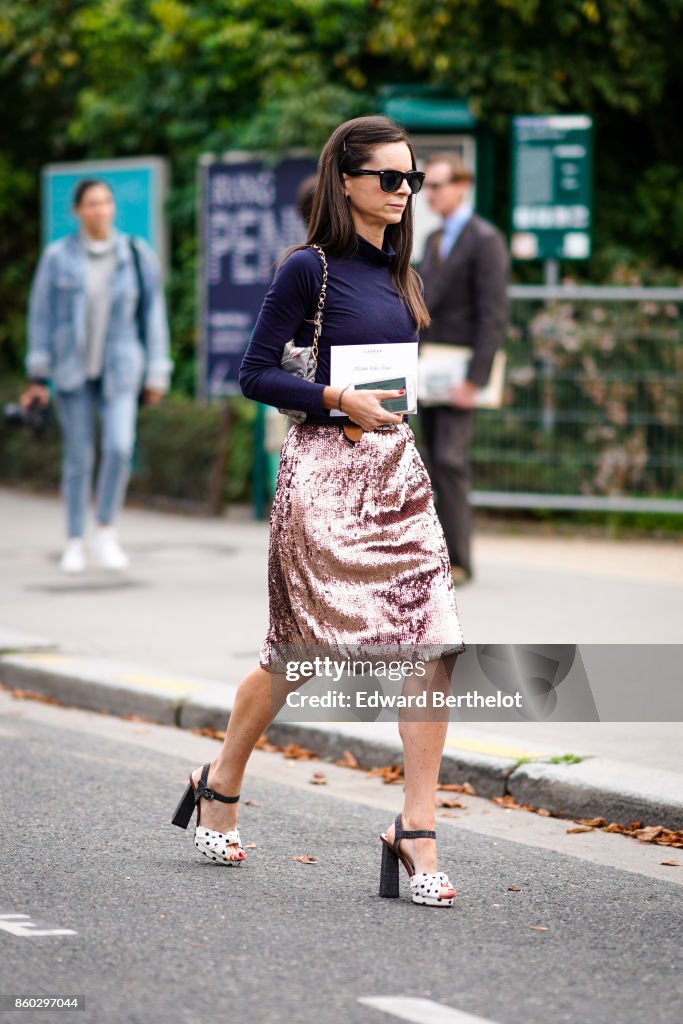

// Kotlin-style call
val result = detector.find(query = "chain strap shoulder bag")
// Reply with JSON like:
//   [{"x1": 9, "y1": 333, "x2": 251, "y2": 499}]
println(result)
[{"x1": 278, "y1": 244, "x2": 328, "y2": 423}]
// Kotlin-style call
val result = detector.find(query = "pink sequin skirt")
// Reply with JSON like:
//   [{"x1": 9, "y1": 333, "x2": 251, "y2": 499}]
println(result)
[{"x1": 259, "y1": 421, "x2": 466, "y2": 670}]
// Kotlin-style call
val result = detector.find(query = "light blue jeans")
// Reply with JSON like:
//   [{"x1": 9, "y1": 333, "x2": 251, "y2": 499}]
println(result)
[{"x1": 54, "y1": 377, "x2": 138, "y2": 538}]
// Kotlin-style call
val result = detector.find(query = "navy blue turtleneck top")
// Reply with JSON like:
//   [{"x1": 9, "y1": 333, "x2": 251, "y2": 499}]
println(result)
[{"x1": 238, "y1": 235, "x2": 418, "y2": 423}]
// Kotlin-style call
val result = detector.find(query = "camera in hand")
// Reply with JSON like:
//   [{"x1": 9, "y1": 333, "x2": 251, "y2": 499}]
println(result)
[{"x1": 4, "y1": 396, "x2": 53, "y2": 435}]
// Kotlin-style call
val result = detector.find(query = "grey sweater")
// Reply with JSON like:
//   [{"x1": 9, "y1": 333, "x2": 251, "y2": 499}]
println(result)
[{"x1": 82, "y1": 231, "x2": 117, "y2": 379}]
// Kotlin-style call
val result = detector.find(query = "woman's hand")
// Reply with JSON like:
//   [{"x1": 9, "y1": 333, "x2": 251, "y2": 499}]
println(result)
[
  {"x1": 20, "y1": 384, "x2": 50, "y2": 410},
  {"x1": 450, "y1": 380, "x2": 478, "y2": 409},
  {"x1": 339, "y1": 388, "x2": 405, "y2": 431},
  {"x1": 141, "y1": 387, "x2": 164, "y2": 407}
]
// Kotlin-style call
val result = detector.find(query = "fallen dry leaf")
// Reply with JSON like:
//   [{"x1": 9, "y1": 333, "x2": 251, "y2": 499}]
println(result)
[
  {"x1": 531, "y1": 925, "x2": 549, "y2": 931},
  {"x1": 660, "y1": 860, "x2": 680, "y2": 867},
  {"x1": 191, "y1": 726, "x2": 226, "y2": 741},
  {"x1": 7, "y1": 687, "x2": 62, "y2": 706},
  {"x1": 243, "y1": 843, "x2": 257, "y2": 849},
  {"x1": 570, "y1": 818, "x2": 683, "y2": 848},
  {"x1": 507, "y1": 885, "x2": 523, "y2": 892},
  {"x1": 566, "y1": 826, "x2": 595, "y2": 834},
  {"x1": 634, "y1": 826, "x2": 667, "y2": 842},
  {"x1": 255, "y1": 733, "x2": 281, "y2": 752},
  {"x1": 437, "y1": 798, "x2": 467, "y2": 809},
  {"x1": 310, "y1": 772, "x2": 327, "y2": 785},
  {"x1": 282, "y1": 743, "x2": 319, "y2": 761},
  {"x1": 244, "y1": 800, "x2": 264, "y2": 807},
  {"x1": 493, "y1": 795, "x2": 531, "y2": 811},
  {"x1": 365, "y1": 764, "x2": 405, "y2": 785},
  {"x1": 437, "y1": 781, "x2": 477, "y2": 795},
  {"x1": 335, "y1": 750, "x2": 361, "y2": 769},
  {"x1": 293, "y1": 854, "x2": 317, "y2": 864}
]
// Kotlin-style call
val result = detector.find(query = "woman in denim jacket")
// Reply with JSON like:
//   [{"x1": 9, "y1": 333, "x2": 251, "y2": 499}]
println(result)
[{"x1": 20, "y1": 179, "x2": 173, "y2": 572}]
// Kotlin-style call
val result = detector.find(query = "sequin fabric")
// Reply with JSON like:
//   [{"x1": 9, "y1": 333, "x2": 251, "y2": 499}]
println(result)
[{"x1": 259, "y1": 421, "x2": 466, "y2": 670}]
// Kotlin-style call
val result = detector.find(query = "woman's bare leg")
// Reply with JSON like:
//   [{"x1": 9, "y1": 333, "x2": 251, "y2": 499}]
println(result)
[
  {"x1": 190, "y1": 664, "x2": 293, "y2": 853},
  {"x1": 384, "y1": 653, "x2": 459, "y2": 897}
]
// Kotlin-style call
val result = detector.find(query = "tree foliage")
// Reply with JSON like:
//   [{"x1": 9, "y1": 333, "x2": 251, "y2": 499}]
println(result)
[
  {"x1": 369, "y1": 0, "x2": 683, "y2": 270},
  {"x1": 1, "y1": 0, "x2": 681, "y2": 386}
]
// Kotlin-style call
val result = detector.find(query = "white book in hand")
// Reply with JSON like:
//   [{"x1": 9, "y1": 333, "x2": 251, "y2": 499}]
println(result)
[{"x1": 329, "y1": 342, "x2": 418, "y2": 416}]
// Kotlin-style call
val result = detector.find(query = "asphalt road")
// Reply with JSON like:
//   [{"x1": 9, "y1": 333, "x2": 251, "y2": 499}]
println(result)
[{"x1": 1, "y1": 693, "x2": 682, "y2": 1024}]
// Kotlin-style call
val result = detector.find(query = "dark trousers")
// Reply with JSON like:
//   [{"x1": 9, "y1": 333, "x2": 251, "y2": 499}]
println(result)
[{"x1": 419, "y1": 405, "x2": 477, "y2": 574}]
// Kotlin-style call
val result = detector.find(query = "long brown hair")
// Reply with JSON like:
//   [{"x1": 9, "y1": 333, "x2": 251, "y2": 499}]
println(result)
[{"x1": 288, "y1": 115, "x2": 430, "y2": 330}]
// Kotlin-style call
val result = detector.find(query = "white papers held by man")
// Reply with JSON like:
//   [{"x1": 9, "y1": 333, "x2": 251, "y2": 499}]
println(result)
[{"x1": 417, "y1": 343, "x2": 506, "y2": 409}]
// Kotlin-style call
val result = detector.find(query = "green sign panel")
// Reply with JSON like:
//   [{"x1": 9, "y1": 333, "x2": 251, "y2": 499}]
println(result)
[{"x1": 510, "y1": 115, "x2": 593, "y2": 261}]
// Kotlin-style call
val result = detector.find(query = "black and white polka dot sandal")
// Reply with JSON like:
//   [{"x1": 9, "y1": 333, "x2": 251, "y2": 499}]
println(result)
[
  {"x1": 171, "y1": 762, "x2": 244, "y2": 866},
  {"x1": 379, "y1": 813, "x2": 456, "y2": 907}
]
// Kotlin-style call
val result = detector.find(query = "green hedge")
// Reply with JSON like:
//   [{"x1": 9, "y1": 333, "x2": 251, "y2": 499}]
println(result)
[{"x1": 0, "y1": 377, "x2": 256, "y2": 511}]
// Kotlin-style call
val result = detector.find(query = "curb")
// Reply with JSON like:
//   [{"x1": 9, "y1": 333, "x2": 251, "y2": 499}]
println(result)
[
  {"x1": 507, "y1": 759, "x2": 683, "y2": 829},
  {"x1": 1, "y1": 648, "x2": 681, "y2": 831}
]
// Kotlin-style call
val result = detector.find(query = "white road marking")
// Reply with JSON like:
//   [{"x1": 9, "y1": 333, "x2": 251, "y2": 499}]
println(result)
[
  {"x1": 0, "y1": 913, "x2": 76, "y2": 937},
  {"x1": 358, "y1": 996, "x2": 498, "y2": 1024}
]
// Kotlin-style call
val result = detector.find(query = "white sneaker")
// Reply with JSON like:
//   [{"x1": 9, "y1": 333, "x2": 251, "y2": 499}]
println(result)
[
  {"x1": 60, "y1": 538, "x2": 86, "y2": 573},
  {"x1": 89, "y1": 525, "x2": 130, "y2": 570}
]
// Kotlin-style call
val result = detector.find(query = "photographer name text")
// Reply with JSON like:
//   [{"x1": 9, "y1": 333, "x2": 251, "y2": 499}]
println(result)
[{"x1": 285, "y1": 690, "x2": 523, "y2": 709}]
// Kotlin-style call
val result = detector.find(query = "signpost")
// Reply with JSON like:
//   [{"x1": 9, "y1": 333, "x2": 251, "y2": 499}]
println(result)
[{"x1": 510, "y1": 114, "x2": 593, "y2": 274}]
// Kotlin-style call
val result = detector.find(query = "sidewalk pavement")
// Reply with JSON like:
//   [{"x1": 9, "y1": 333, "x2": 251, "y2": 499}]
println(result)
[{"x1": 1, "y1": 484, "x2": 682, "y2": 829}]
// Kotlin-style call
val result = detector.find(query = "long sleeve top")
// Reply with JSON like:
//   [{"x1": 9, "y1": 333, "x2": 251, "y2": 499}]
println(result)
[{"x1": 238, "y1": 234, "x2": 418, "y2": 423}]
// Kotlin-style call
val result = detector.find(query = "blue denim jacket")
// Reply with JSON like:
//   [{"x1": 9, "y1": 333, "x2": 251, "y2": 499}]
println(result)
[{"x1": 26, "y1": 231, "x2": 173, "y2": 396}]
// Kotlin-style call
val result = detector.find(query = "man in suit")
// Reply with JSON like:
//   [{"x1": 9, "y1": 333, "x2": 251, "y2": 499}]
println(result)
[{"x1": 418, "y1": 153, "x2": 509, "y2": 584}]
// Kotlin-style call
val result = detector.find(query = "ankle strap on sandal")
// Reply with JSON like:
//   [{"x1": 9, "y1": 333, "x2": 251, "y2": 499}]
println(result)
[
  {"x1": 393, "y1": 813, "x2": 436, "y2": 849},
  {"x1": 195, "y1": 762, "x2": 240, "y2": 804}
]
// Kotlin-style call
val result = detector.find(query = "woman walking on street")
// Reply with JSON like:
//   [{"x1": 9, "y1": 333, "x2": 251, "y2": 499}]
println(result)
[
  {"x1": 21, "y1": 179, "x2": 173, "y2": 573},
  {"x1": 172, "y1": 115, "x2": 466, "y2": 907}
]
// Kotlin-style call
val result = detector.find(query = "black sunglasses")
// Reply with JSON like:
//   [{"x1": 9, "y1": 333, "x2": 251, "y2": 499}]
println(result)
[{"x1": 346, "y1": 169, "x2": 426, "y2": 194}]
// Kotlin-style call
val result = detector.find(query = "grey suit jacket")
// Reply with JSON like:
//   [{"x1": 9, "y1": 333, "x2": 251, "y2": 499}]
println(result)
[{"x1": 418, "y1": 213, "x2": 509, "y2": 388}]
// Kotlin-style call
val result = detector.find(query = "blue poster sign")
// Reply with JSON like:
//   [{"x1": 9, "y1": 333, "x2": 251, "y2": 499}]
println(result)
[
  {"x1": 42, "y1": 157, "x2": 169, "y2": 270},
  {"x1": 198, "y1": 155, "x2": 316, "y2": 398}
]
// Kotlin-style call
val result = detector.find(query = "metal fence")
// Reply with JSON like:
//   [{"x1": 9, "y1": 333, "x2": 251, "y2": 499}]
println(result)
[{"x1": 466, "y1": 286, "x2": 683, "y2": 514}]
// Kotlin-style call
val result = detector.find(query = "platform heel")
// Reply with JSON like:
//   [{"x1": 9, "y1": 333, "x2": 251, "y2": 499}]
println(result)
[
  {"x1": 171, "y1": 779, "x2": 197, "y2": 829},
  {"x1": 171, "y1": 762, "x2": 244, "y2": 866},
  {"x1": 379, "y1": 813, "x2": 456, "y2": 907},
  {"x1": 379, "y1": 839, "x2": 400, "y2": 898}
]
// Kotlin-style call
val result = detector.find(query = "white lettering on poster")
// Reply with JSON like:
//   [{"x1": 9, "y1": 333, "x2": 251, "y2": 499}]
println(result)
[{"x1": 209, "y1": 203, "x2": 302, "y2": 285}]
